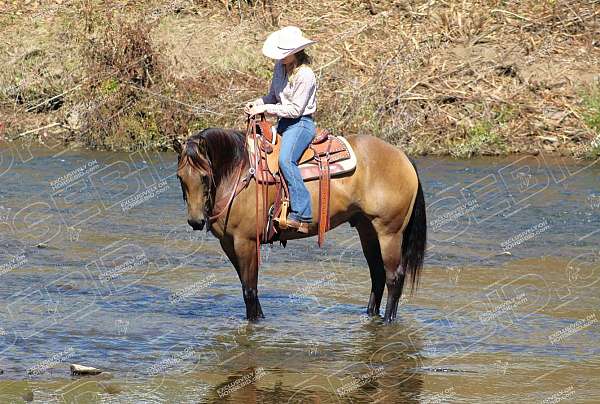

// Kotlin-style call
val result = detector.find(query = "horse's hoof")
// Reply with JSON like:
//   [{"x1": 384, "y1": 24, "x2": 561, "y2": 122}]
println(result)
[
  {"x1": 247, "y1": 313, "x2": 265, "y2": 322},
  {"x1": 383, "y1": 316, "x2": 396, "y2": 324}
]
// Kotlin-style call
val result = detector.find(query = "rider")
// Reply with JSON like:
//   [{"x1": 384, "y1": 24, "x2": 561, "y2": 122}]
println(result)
[{"x1": 245, "y1": 26, "x2": 317, "y2": 234}]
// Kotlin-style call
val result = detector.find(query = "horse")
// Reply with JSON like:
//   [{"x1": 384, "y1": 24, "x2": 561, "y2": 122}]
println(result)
[{"x1": 173, "y1": 126, "x2": 426, "y2": 323}]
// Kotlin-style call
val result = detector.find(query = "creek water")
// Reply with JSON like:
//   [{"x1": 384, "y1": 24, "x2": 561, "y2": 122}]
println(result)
[{"x1": 0, "y1": 142, "x2": 599, "y2": 403}]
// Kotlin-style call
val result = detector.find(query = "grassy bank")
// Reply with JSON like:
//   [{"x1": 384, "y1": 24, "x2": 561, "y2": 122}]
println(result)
[{"x1": 1, "y1": 0, "x2": 599, "y2": 157}]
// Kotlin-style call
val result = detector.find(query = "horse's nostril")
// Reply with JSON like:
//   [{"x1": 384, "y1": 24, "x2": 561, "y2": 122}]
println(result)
[{"x1": 187, "y1": 219, "x2": 205, "y2": 231}]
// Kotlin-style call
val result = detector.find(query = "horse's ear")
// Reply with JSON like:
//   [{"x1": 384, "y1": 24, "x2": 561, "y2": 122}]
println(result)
[{"x1": 173, "y1": 138, "x2": 183, "y2": 155}]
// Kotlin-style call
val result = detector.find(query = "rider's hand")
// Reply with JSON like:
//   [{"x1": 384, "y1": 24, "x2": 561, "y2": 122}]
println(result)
[
  {"x1": 247, "y1": 104, "x2": 267, "y2": 116},
  {"x1": 244, "y1": 98, "x2": 264, "y2": 115}
]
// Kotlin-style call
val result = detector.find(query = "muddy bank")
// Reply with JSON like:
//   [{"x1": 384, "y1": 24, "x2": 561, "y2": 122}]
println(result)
[{"x1": 1, "y1": 1, "x2": 599, "y2": 157}]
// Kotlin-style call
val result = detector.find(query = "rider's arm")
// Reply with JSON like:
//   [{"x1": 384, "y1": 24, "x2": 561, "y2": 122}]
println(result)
[
  {"x1": 253, "y1": 62, "x2": 281, "y2": 106},
  {"x1": 263, "y1": 66, "x2": 316, "y2": 118}
]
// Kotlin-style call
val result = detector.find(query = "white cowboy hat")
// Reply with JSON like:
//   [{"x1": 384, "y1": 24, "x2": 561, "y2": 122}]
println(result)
[{"x1": 262, "y1": 26, "x2": 316, "y2": 60}]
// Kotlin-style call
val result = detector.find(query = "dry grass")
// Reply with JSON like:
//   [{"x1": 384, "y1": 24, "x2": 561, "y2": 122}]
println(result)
[{"x1": 0, "y1": 0, "x2": 599, "y2": 156}]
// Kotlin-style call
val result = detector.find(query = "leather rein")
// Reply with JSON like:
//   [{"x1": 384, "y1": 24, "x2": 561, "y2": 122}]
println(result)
[
  {"x1": 184, "y1": 116, "x2": 266, "y2": 268},
  {"x1": 202, "y1": 117, "x2": 261, "y2": 226},
  {"x1": 205, "y1": 162, "x2": 248, "y2": 223}
]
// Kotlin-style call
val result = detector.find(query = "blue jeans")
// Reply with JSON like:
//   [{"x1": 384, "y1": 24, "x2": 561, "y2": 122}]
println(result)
[{"x1": 277, "y1": 116, "x2": 316, "y2": 223}]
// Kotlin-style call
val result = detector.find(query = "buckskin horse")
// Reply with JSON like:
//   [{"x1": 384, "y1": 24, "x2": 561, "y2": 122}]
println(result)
[{"x1": 173, "y1": 119, "x2": 426, "y2": 323}]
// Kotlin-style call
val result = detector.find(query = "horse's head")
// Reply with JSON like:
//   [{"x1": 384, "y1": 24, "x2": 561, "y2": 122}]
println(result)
[
  {"x1": 174, "y1": 129, "x2": 248, "y2": 231},
  {"x1": 174, "y1": 136, "x2": 211, "y2": 231}
]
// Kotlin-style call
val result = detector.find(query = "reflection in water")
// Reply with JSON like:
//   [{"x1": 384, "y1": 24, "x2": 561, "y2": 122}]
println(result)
[
  {"x1": 0, "y1": 145, "x2": 599, "y2": 402},
  {"x1": 203, "y1": 320, "x2": 424, "y2": 403}
]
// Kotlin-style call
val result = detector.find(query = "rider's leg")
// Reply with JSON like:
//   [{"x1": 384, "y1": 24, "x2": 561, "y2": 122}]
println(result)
[{"x1": 278, "y1": 116, "x2": 316, "y2": 223}]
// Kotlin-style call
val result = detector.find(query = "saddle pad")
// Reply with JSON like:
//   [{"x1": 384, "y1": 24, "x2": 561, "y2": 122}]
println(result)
[
  {"x1": 299, "y1": 136, "x2": 357, "y2": 181},
  {"x1": 246, "y1": 135, "x2": 357, "y2": 182}
]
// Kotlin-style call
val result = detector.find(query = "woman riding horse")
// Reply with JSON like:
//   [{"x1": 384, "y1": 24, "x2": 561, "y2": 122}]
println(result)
[
  {"x1": 174, "y1": 27, "x2": 427, "y2": 323},
  {"x1": 245, "y1": 26, "x2": 317, "y2": 234}
]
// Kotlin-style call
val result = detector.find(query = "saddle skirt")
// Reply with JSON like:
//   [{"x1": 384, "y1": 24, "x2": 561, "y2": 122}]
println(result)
[{"x1": 246, "y1": 125, "x2": 357, "y2": 184}]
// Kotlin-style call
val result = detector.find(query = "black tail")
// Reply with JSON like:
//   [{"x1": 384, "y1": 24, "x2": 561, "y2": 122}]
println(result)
[{"x1": 402, "y1": 160, "x2": 427, "y2": 293}]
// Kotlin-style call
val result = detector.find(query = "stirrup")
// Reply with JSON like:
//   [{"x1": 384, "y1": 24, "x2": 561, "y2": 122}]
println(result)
[{"x1": 276, "y1": 199, "x2": 289, "y2": 229}]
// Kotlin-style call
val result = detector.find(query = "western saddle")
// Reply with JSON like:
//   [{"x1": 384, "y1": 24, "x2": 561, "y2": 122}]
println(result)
[{"x1": 246, "y1": 115, "x2": 356, "y2": 249}]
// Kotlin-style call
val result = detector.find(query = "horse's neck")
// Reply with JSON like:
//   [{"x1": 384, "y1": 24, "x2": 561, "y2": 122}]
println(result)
[{"x1": 213, "y1": 160, "x2": 245, "y2": 196}]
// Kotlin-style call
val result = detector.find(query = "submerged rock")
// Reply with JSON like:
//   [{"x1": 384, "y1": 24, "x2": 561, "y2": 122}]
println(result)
[{"x1": 22, "y1": 391, "x2": 34, "y2": 402}]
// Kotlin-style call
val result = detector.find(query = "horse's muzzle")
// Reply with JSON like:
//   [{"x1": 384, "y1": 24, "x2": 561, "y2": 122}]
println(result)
[{"x1": 188, "y1": 218, "x2": 205, "y2": 231}]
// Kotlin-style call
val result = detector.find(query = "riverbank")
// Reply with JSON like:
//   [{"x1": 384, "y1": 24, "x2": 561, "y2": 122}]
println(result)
[{"x1": 1, "y1": 0, "x2": 599, "y2": 158}]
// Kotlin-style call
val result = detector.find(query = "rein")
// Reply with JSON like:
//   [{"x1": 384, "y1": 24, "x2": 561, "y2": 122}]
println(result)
[
  {"x1": 206, "y1": 117, "x2": 262, "y2": 228},
  {"x1": 182, "y1": 117, "x2": 266, "y2": 268},
  {"x1": 181, "y1": 134, "x2": 251, "y2": 228},
  {"x1": 206, "y1": 162, "x2": 248, "y2": 222},
  {"x1": 250, "y1": 116, "x2": 264, "y2": 266}
]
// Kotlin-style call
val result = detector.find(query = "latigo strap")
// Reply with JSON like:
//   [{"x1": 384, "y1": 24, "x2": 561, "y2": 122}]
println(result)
[{"x1": 314, "y1": 139, "x2": 332, "y2": 247}]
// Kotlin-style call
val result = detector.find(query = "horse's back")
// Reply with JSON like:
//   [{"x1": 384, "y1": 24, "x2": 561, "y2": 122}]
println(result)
[{"x1": 345, "y1": 134, "x2": 419, "y2": 224}]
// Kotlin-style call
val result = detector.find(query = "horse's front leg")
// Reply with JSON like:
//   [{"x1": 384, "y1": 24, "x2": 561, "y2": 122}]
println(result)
[
  {"x1": 233, "y1": 237, "x2": 264, "y2": 321},
  {"x1": 220, "y1": 236, "x2": 264, "y2": 321}
]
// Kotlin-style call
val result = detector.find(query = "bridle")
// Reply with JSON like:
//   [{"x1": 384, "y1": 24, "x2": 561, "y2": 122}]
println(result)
[
  {"x1": 206, "y1": 162, "x2": 249, "y2": 223},
  {"x1": 179, "y1": 117, "x2": 266, "y2": 267},
  {"x1": 179, "y1": 128, "x2": 254, "y2": 228}
]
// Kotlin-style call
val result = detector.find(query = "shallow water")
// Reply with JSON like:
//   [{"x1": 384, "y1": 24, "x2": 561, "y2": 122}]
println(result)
[{"x1": 0, "y1": 142, "x2": 599, "y2": 403}]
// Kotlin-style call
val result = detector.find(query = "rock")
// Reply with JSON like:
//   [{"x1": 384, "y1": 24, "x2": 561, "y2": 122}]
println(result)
[
  {"x1": 65, "y1": 103, "x2": 88, "y2": 131},
  {"x1": 537, "y1": 135, "x2": 558, "y2": 143},
  {"x1": 70, "y1": 364, "x2": 102, "y2": 376},
  {"x1": 22, "y1": 391, "x2": 34, "y2": 402}
]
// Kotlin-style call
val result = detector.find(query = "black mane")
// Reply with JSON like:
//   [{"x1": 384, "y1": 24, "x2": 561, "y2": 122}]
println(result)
[{"x1": 182, "y1": 128, "x2": 248, "y2": 182}]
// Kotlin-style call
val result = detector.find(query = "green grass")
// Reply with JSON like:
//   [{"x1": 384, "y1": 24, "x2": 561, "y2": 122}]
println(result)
[
  {"x1": 581, "y1": 87, "x2": 600, "y2": 158},
  {"x1": 494, "y1": 105, "x2": 517, "y2": 125},
  {"x1": 451, "y1": 121, "x2": 507, "y2": 158},
  {"x1": 582, "y1": 89, "x2": 600, "y2": 134},
  {"x1": 101, "y1": 78, "x2": 120, "y2": 95},
  {"x1": 189, "y1": 118, "x2": 209, "y2": 132},
  {"x1": 249, "y1": 64, "x2": 274, "y2": 82}
]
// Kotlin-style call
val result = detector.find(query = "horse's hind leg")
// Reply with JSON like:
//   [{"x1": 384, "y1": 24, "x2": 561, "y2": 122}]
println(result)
[
  {"x1": 354, "y1": 216, "x2": 385, "y2": 316},
  {"x1": 378, "y1": 232, "x2": 406, "y2": 323}
]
